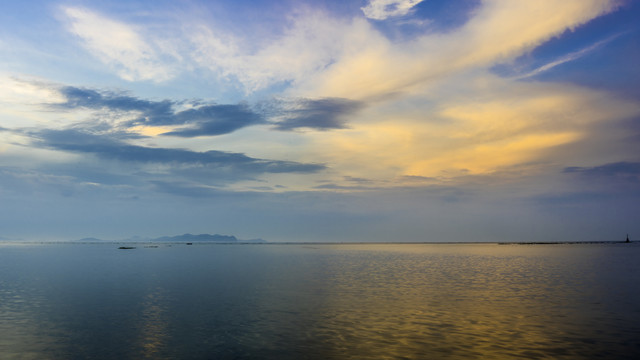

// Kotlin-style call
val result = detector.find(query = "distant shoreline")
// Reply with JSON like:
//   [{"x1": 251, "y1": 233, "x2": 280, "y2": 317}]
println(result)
[{"x1": 0, "y1": 240, "x2": 633, "y2": 245}]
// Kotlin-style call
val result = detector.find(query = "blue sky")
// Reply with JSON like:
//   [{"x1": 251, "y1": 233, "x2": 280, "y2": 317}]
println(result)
[{"x1": 1, "y1": 0, "x2": 639, "y2": 242}]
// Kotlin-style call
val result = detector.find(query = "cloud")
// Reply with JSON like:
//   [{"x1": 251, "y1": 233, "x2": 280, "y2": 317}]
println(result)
[
  {"x1": 58, "y1": 1, "x2": 620, "y2": 97},
  {"x1": 522, "y1": 161, "x2": 640, "y2": 208},
  {"x1": 0, "y1": 76, "x2": 69, "y2": 129},
  {"x1": 0, "y1": 165, "x2": 128, "y2": 198},
  {"x1": 564, "y1": 162, "x2": 640, "y2": 179},
  {"x1": 512, "y1": 33, "x2": 625, "y2": 80},
  {"x1": 298, "y1": 71, "x2": 640, "y2": 186},
  {"x1": 267, "y1": 97, "x2": 365, "y2": 131},
  {"x1": 161, "y1": 104, "x2": 264, "y2": 137},
  {"x1": 54, "y1": 86, "x2": 263, "y2": 137},
  {"x1": 361, "y1": 0, "x2": 425, "y2": 20},
  {"x1": 58, "y1": 86, "x2": 174, "y2": 119},
  {"x1": 149, "y1": 180, "x2": 238, "y2": 198},
  {"x1": 30, "y1": 129, "x2": 325, "y2": 175},
  {"x1": 55, "y1": 85, "x2": 358, "y2": 135},
  {"x1": 297, "y1": 0, "x2": 619, "y2": 99},
  {"x1": 532, "y1": 161, "x2": 640, "y2": 208},
  {"x1": 61, "y1": 5, "x2": 337, "y2": 91},
  {"x1": 62, "y1": 6, "x2": 176, "y2": 81},
  {"x1": 186, "y1": 9, "x2": 351, "y2": 93},
  {"x1": 13, "y1": 2, "x2": 636, "y2": 193},
  {"x1": 532, "y1": 190, "x2": 636, "y2": 206}
]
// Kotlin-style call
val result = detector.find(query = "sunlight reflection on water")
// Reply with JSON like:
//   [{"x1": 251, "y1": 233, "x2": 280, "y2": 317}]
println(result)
[{"x1": 1, "y1": 242, "x2": 639, "y2": 359}]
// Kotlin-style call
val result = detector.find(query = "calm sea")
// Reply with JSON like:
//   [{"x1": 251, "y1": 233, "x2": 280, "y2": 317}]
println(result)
[{"x1": 1, "y1": 242, "x2": 639, "y2": 359}]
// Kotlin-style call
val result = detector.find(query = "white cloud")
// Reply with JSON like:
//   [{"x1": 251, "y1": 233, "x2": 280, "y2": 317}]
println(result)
[
  {"x1": 0, "y1": 75, "x2": 67, "y2": 129},
  {"x1": 0, "y1": 75, "x2": 64, "y2": 105},
  {"x1": 189, "y1": 13, "x2": 386, "y2": 94},
  {"x1": 187, "y1": 10, "x2": 349, "y2": 93},
  {"x1": 62, "y1": 7, "x2": 176, "y2": 82},
  {"x1": 361, "y1": 0, "x2": 426, "y2": 20}
]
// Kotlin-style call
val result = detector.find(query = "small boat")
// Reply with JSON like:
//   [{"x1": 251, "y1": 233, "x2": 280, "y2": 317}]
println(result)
[{"x1": 118, "y1": 246, "x2": 136, "y2": 250}]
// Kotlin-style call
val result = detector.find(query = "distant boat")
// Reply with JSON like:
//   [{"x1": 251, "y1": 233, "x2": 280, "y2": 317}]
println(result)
[
  {"x1": 186, "y1": 242, "x2": 193, "y2": 245},
  {"x1": 627, "y1": 234, "x2": 630, "y2": 243},
  {"x1": 118, "y1": 246, "x2": 136, "y2": 250}
]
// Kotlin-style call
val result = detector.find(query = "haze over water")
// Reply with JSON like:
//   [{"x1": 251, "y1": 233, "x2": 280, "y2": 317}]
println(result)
[{"x1": 1, "y1": 242, "x2": 639, "y2": 359}]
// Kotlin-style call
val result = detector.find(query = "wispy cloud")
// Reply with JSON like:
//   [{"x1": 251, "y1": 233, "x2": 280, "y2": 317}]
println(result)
[
  {"x1": 149, "y1": 180, "x2": 237, "y2": 198},
  {"x1": 361, "y1": 0, "x2": 425, "y2": 20},
  {"x1": 62, "y1": 7, "x2": 176, "y2": 82},
  {"x1": 564, "y1": 161, "x2": 640, "y2": 179},
  {"x1": 513, "y1": 33, "x2": 625, "y2": 80},
  {"x1": 187, "y1": 9, "x2": 349, "y2": 93},
  {"x1": 59, "y1": 1, "x2": 620, "y2": 98},
  {"x1": 297, "y1": 0, "x2": 620, "y2": 100}
]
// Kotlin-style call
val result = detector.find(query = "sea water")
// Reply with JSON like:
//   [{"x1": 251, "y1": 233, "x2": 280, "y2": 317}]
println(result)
[{"x1": 1, "y1": 242, "x2": 639, "y2": 359}]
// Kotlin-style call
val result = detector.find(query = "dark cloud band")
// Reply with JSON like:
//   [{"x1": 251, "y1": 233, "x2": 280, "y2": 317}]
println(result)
[
  {"x1": 54, "y1": 86, "x2": 363, "y2": 136},
  {"x1": 268, "y1": 97, "x2": 365, "y2": 131},
  {"x1": 56, "y1": 86, "x2": 264, "y2": 137},
  {"x1": 32, "y1": 129, "x2": 325, "y2": 174},
  {"x1": 564, "y1": 162, "x2": 640, "y2": 178}
]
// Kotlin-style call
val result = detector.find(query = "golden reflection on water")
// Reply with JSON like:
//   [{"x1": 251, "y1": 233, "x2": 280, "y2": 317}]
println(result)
[
  {"x1": 0, "y1": 279, "x2": 66, "y2": 359},
  {"x1": 136, "y1": 287, "x2": 170, "y2": 359},
  {"x1": 299, "y1": 244, "x2": 621, "y2": 359}
]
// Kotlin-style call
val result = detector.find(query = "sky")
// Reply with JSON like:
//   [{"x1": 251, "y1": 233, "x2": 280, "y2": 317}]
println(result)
[{"x1": 1, "y1": 0, "x2": 639, "y2": 242}]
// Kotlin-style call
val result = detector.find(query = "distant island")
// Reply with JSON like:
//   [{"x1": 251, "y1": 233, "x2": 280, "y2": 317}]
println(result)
[
  {"x1": 154, "y1": 233, "x2": 239, "y2": 242},
  {"x1": 77, "y1": 233, "x2": 266, "y2": 243}
]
